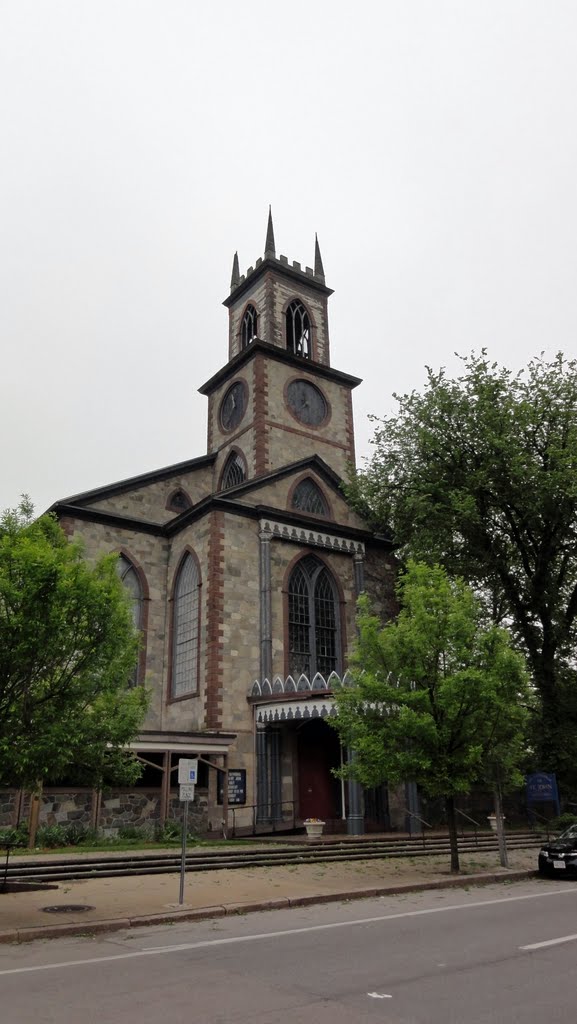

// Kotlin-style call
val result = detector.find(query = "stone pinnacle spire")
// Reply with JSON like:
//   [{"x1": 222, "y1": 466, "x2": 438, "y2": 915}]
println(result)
[
  {"x1": 314, "y1": 233, "x2": 325, "y2": 280},
  {"x1": 230, "y1": 251, "x2": 240, "y2": 291},
  {"x1": 264, "y1": 206, "x2": 276, "y2": 259}
]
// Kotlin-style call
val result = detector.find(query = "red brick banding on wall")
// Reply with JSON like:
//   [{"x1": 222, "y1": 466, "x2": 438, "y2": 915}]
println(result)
[
  {"x1": 253, "y1": 354, "x2": 269, "y2": 476},
  {"x1": 264, "y1": 270, "x2": 278, "y2": 347},
  {"x1": 205, "y1": 510, "x2": 225, "y2": 729}
]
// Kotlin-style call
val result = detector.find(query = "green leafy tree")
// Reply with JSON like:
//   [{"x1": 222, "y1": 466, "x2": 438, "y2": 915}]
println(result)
[
  {"x1": 333, "y1": 562, "x2": 530, "y2": 872},
  {"x1": 0, "y1": 499, "x2": 148, "y2": 790},
  {"x1": 348, "y1": 352, "x2": 577, "y2": 782}
]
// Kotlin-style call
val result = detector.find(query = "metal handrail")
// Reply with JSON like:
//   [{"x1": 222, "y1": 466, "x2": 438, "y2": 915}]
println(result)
[
  {"x1": 403, "y1": 808, "x2": 432, "y2": 848},
  {"x1": 529, "y1": 809, "x2": 552, "y2": 841},
  {"x1": 0, "y1": 839, "x2": 17, "y2": 893},
  {"x1": 455, "y1": 808, "x2": 481, "y2": 846},
  {"x1": 230, "y1": 800, "x2": 297, "y2": 838}
]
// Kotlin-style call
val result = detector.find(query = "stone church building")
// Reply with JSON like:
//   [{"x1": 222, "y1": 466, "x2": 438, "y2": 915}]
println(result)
[{"x1": 49, "y1": 213, "x2": 398, "y2": 836}]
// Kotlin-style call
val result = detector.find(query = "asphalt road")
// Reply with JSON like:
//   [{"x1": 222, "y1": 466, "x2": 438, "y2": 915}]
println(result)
[{"x1": 1, "y1": 878, "x2": 577, "y2": 1023}]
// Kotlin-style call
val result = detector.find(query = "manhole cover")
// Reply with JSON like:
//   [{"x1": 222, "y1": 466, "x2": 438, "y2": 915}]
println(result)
[{"x1": 42, "y1": 904, "x2": 95, "y2": 914}]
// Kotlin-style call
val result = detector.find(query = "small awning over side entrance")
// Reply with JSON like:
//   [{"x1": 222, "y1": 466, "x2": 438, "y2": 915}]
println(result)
[{"x1": 128, "y1": 730, "x2": 237, "y2": 755}]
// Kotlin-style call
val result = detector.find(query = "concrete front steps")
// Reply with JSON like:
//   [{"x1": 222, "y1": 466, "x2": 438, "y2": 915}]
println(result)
[{"x1": 2, "y1": 830, "x2": 544, "y2": 884}]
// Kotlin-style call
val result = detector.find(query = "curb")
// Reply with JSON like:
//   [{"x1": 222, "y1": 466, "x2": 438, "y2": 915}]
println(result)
[{"x1": 0, "y1": 869, "x2": 537, "y2": 945}]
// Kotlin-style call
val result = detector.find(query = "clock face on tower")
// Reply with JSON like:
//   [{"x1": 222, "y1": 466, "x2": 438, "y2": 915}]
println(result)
[
  {"x1": 220, "y1": 380, "x2": 247, "y2": 432},
  {"x1": 286, "y1": 379, "x2": 328, "y2": 427}
]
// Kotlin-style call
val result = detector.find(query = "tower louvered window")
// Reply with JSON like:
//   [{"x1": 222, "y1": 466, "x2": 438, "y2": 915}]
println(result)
[
  {"x1": 292, "y1": 479, "x2": 328, "y2": 516},
  {"x1": 172, "y1": 554, "x2": 200, "y2": 698},
  {"x1": 221, "y1": 452, "x2": 246, "y2": 489},
  {"x1": 286, "y1": 300, "x2": 311, "y2": 358},
  {"x1": 117, "y1": 554, "x2": 143, "y2": 687},
  {"x1": 241, "y1": 304, "x2": 258, "y2": 348},
  {"x1": 288, "y1": 555, "x2": 339, "y2": 678}
]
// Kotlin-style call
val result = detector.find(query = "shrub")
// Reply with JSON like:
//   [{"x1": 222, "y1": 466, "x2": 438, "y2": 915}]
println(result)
[
  {"x1": 0, "y1": 822, "x2": 28, "y2": 848},
  {"x1": 550, "y1": 812, "x2": 577, "y2": 832},
  {"x1": 155, "y1": 820, "x2": 181, "y2": 842},
  {"x1": 36, "y1": 824, "x2": 68, "y2": 848}
]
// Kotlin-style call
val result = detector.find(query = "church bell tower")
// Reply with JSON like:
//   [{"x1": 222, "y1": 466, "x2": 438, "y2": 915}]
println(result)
[{"x1": 199, "y1": 210, "x2": 361, "y2": 490}]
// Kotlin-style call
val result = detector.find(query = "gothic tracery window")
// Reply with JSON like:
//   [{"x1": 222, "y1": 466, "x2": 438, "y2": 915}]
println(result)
[
  {"x1": 288, "y1": 555, "x2": 339, "y2": 679},
  {"x1": 221, "y1": 451, "x2": 246, "y2": 489},
  {"x1": 292, "y1": 479, "x2": 329, "y2": 516},
  {"x1": 240, "y1": 304, "x2": 258, "y2": 348},
  {"x1": 286, "y1": 300, "x2": 311, "y2": 358},
  {"x1": 117, "y1": 554, "x2": 144, "y2": 686},
  {"x1": 171, "y1": 553, "x2": 200, "y2": 699}
]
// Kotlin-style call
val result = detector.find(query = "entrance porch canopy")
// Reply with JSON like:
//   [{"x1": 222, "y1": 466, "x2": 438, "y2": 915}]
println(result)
[
  {"x1": 127, "y1": 730, "x2": 237, "y2": 828},
  {"x1": 128, "y1": 730, "x2": 236, "y2": 756},
  {"x1": 248, "y1": 670, "x2": 353, "y2": 725}
]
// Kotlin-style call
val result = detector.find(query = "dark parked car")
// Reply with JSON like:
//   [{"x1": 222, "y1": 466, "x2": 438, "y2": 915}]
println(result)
[{"x1": 538, "y1": 824, "x2": 577, "y2": 876}]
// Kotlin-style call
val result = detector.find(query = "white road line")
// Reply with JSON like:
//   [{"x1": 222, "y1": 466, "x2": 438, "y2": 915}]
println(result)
[
  {"x1": 368, "y1": 992, "x2": 392, "y2": 999},
  {"x1": 520, "y1": 933, "x2": 577, "y2": 951},
  {"x1": 0, "y1": 885, "x2": 575, "y2": 978}
]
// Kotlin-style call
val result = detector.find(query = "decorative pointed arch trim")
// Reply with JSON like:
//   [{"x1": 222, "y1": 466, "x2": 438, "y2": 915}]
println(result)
[
  {"x1": 239, "y1": 302, "x2": 259, "y2": 349},
  {"x1": 219, "y1": 448, "x2": 248, "y2": 490},
  {"x1": 166, "y1": 488, "x2": 193, "y2": 514},
  {"x1": 288, "y1": 474, "x2": 331, "y2": 518},
  {"x1": 168, "y1": 547, "x2": 202, "y2": 701},
  {"x1": 115, "y1": 548, "x2": 149, "y2": 686}
]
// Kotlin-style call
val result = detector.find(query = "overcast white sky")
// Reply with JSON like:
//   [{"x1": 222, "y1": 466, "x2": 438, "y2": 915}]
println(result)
[{"x1": 2, "y1": 2, "x2": 576, "y2": 513}]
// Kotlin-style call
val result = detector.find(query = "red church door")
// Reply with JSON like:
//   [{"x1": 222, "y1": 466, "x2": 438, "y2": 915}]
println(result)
[{"x1": 297, "y1": 719, "x2": 342, "y2": 821}]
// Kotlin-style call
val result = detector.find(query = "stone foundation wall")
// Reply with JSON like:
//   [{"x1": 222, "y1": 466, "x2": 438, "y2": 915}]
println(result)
[{"x1": 0, "y1": 788, "x2": 209, "y2": 833}]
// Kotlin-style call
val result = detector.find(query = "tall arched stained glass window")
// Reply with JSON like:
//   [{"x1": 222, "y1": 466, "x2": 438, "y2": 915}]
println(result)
[
  {"x1": 240, "y1": 304, "x2": 258, "y2": 348},
  {"x1": 286, "y1": 300, "x2": 311, "y2": 358},
  {"x1": 288, "y1": 555, "x2": 339, "y2": 678},
  {"x1": 117, "y1": 554, "x2": 143, "y2": 687},
  {"x1": 292, "y1": 479, "x2": 329, "y2": 516},
  {"x1": 171, "y1": 554, "x2": 200, "y2": 698}
]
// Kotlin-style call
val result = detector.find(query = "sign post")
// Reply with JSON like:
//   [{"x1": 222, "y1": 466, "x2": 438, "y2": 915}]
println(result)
[{"x1": 177, "y1": 759, "x2": 198, "y2": 905}]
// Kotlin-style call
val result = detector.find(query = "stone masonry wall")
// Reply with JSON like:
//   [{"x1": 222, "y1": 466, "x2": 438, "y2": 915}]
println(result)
[
  {"x1": 62, "y1": 519, "x2": 170, "y2": 732},
  {"x1": 0, "y1": 788, "x2": 209, "y2": 834},
  {"x1": 86, "y1": 467, "x2": 213, "y2": 523}
]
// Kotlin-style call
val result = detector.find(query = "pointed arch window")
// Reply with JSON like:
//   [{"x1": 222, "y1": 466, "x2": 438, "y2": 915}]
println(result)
[
  {"x1": 221, "y1": 451, "x2": 246, "y2": 490},
  {"x1": 240, "y1": 304, "x2": 258, "y2": 348},
  {"x1": 292, "y1": 479, "x2": 329, "y2": 516},
  {"x1": 167, "y1": 489, "x2": 192, "y2": 513},
  {"x1": 171, "y1": 554, "x2": 200, "y2": 699},
  {"x1": 286, "y1": 300, "x2": 311, "y2": 358},
  {"x1": 117, "y1": 554, "x2": 144, "y2": 687},
  {"x1": 288, "y1": 555, "x2": 340, "y2": 678}
]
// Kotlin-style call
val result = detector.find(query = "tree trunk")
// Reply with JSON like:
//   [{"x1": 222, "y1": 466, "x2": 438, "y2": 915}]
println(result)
[
  {"x1": 445, "y1": 795, "x2": 460, "y2": 873},
  {"x1": 28, "y1": 784, "x2": 42, "y2": 849}
]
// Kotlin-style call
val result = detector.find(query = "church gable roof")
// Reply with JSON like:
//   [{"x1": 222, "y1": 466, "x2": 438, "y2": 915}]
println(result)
[
  {"x1": 50, "y1": 454, "x2": 216, "y2": 525},
  {"x1": 168, "y1": 455, "x2": 372, "y2": 536}
]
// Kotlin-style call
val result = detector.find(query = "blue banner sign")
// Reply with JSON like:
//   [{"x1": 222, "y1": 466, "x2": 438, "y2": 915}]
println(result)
[{"x1": 526, "y1": 772, "x2": 560, "y2": 814}]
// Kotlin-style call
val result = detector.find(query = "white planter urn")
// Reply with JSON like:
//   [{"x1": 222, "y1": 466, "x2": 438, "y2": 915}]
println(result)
[
  {"x1": 304, "y1": 820, "x2": 325, "y2": 838},
  {"x1": 487, "y1": 814, "x2": 505, "y2": 832}
]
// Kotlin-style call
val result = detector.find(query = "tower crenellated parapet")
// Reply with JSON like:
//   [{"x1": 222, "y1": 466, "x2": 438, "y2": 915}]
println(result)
[{"x1": 224, "y1": 209, "x2": 333, "y2": 366}]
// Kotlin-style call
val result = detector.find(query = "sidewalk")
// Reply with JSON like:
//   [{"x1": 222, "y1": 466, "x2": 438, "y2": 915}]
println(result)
[{"x1": 0, "y1": 847, "x2": 538, "y2": 945}]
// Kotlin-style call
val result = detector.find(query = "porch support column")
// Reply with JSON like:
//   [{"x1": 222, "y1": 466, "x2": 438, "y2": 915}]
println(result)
[
  {"x1": 405, "y1": 779, "x2": 421, "y2": 836},
  {"x1": 270, "y1": 730, "x2": 281, "y2": 821},
  {"x1": 347, "y1": 550, "x2": 366, "y2": 836},
  {"x1": 221, "y1": 754, "x2": 229, "y2": 838},
  {"x1": 256, "y1": 727, "x2": 268, "y2": 823},
  {"x1": 259, "y1": 526, "x2": 273, "y2": 683},
  {"x1": 159, "y1": 751, "x2": 171, "y2": 827},
  {"x1": 353, "y1": 549, "x2": 365, "y2": 597}
]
